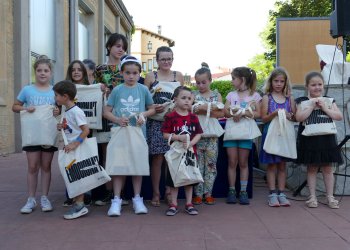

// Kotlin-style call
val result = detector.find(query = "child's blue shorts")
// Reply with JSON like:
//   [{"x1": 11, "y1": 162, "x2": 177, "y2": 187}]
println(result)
[{"x1": 223, "y1": 140, "x2": 253, "y2": 149}]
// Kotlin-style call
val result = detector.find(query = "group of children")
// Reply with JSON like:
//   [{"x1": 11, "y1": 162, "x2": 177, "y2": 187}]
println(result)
[{"x1": 12, "y1": 32, "x2": 343, "y2": 220}]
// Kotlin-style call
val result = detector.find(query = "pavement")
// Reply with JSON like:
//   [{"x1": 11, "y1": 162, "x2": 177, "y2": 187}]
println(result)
[{"x1": 0, "y1": 152, "x2": 350, "y2": 250}]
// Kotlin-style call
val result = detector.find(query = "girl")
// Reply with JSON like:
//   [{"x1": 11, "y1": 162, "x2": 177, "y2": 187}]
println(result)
[
  {"x1": 192, "y1": 66, "x2": 224, "y2": 205},
  {"x1": 103, "y1": 56, "x2": 155, "y2": 216},
  {"x1": 93, "y1": 33, "x2": 127, "y2": 206},
  {"x1": 224, "y1": 67, "x2": 261, "y2": 205},
  {"x1": 144, "y1": 46, "x2": 184, "y2": 207},
  {"x1": 161, "y1": 86, "x2": 203, "y2": 216},
  {"x1": 295, "y1": 71, "x2": 342, "y2": 209},
  {"x1": 12, "y1": 55, "x2": 56, "y2": 214},
  {"x1": 66, "y1": 60, "x2": 89, "y2": 85},
  {"x1": 260, "y1": 67, "x2": 295, "y2": 207}
]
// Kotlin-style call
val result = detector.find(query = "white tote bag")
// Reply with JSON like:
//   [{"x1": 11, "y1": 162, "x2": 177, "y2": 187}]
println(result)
[
  {"x1": 75, "y1": 84, "x2": 103, "y2": 129},
  {"x1": 105, "y1": 126, "x2": 149, "y2": 176},
  {"x1": 20, "y1": 105, "x2": 58, "y2": 147},
  {"x1": 92, "y1": 94, "x2": 113, "y2": 143},
  {"x1": 300, "y1": 97, "x2": 337, "y2": 136},
  {"x1": 165, "y1": 134, "x2": 203, "y2": 187},
  {"x1": 263, "y1": 109, "x2": 297, "y2": 159},
  {"x1": 58, "y1": 129, "x2": 111, "y2": 199},
  {"x1": 149, "y1": 81, "x2": 180, "y2": 121},
  {"x1": 194, "y1": 102, "x2": 225, "y2": 138}
]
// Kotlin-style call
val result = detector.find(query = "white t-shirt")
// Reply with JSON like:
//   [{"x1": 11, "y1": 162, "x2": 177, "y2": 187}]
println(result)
[{"x1": 63, "y1": 105, "x2": 87, "y2": 143}]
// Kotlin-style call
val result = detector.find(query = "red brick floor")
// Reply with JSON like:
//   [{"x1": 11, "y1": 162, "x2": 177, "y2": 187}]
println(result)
[{"x1": 0, "y1": 152, "x2": 350, "y2": 250}]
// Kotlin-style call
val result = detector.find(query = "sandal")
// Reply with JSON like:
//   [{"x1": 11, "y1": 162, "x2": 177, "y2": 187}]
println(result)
[
  {"x1": 327, "y1": 195, "x2": 339, "y2": 209},
  {"x1": 305, "y1": 195, "x2": 318, "y2": 208},
  {"x1": 151, "y1": 199, "x2": 160, "y2": 207},
  {"x1": 165, "y1": 204, "x2": 178, "y2": 216}
]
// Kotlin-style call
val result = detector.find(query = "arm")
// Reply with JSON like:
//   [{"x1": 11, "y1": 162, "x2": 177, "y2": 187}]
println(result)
[
  {"x1": 144, "y1": 72, "x2": 155, "y2": 89},
  {"x1": 136, "y1": 104, "x2": 156, "y2": 125},
  {"x1": 224, "y1": 99, "x2": 233, "y2": 118},
  {"x1": 261, "y1": 95, "x2": 278, "y2": 123},
  {"x1": 250, "y1": 100, "x2": 261, "y2": 119},
  {"x1": 189, "y1": 133, "x2": 202, "y2": 147},
  {"x1": 295, "y1": 100, "x2": 316, "y2": 122},
  {"x1": 64, "y1": 124, "x2": 90, "y2": 153},
  {"x1": 103, "y1": 105, "x2": 129, "y2": 127},
  {"x1": 12, "y1": 100, "x2": 35, "y2": 113},
  {"x1": 319, "y1": 100, "x2": 343, "y2": 121}
]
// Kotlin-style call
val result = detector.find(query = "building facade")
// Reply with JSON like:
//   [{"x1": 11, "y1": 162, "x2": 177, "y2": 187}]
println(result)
[{"x1": 0, "y1": 0, "x2": 134, "y2": 154}]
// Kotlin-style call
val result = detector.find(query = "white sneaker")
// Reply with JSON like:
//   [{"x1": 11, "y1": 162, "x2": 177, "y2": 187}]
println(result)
[
  {"x1": 108, "y1": 198, "x2": 122, "y2": 217},
  {"x1": 132, "y1": 196, "x2": 148, "y2": 214},
  {"x1": 20, "y1": 197, "x2": 37, "y2": 214},
  {"x1": 40, "y1": 196, "x2": 53, "y2": 212}
]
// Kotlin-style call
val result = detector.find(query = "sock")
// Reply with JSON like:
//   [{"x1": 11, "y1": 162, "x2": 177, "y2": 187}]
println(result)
[
  {"x1": 134, "y1": 194, "x2": 140, "y2": 199},
  {"x1": 114, "y1": 196, "x2": 120, "y2": 200},
  {"x1": 240, "y1": 181, "x2": 248, "y2": 192},
  {"x1": 76, "y1": 201, "x2": 84, "y2": 207},
  {"x1": 269, "y1": 190, "x2": 276, "y2": 194},
  {"x1": 229, "y1": 186, "x2": 236, "y2": 193}
]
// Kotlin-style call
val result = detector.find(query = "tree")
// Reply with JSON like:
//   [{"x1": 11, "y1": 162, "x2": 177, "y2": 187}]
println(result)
[{"x1": 247, "y1": 54, "x2": 274, "y2": 90}]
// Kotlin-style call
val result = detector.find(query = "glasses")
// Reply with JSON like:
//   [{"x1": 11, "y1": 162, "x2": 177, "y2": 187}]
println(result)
[{"x1": 158, "y1": 58, "x2": 173, "y2": 63}]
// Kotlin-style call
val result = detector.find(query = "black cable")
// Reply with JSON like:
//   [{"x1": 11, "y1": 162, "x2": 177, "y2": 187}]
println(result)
[{"x1": 324, "y1": 38, "x2": 339, "y2": 96}]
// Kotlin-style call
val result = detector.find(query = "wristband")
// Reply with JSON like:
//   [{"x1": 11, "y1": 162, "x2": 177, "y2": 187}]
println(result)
[{"x1": 75, "y1": 136, "x2": 84, "y2": 144}]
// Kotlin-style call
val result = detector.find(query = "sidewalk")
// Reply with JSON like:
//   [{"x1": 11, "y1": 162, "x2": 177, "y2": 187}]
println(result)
[{"x1": 0, "y1": 152, "x2": 350, "y2": 250}]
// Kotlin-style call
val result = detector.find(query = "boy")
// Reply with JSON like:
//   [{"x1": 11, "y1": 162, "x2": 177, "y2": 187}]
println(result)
[{"x1": 54, "y1": 80, "x2": 90, "y2": 219}]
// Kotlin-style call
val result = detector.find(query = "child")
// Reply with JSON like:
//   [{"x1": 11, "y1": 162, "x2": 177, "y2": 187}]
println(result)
[
  {"x1": 83, "y1": 59, "x2": 97, "y2": 85},
  {"x1": 54, "y1": 80, "x2": 90, "y2": 219},
  {"x1": 260, "y1": 67, "x2": 295, "y2": 207},
  {"x1": 161, "y1": 86, "x2": 203, "y2": 216},
  {"x1": 103, "y1": 56, "x2": 155, "y2": 216},
  {"x1": 93, "y1": 33, "x2": 127, "y2": 206},
  {"x1": 66, "y1": 60, "x2": 90, "y2": 85},
  {"x1": 192, "y1": 66, "x2": 224, "y2": 205},
  {"x1": 224, "y1": 67, "x2": 261, "y2": 205},
  {"x1": 295, "y1": 71, "x2": 342, "y2": 209},
  {"x1": 144, "y1": 46, "x2": 184, "y2": 206},
  {"x1": 12, "y1": 55, "x2": 56, "y2": 214}
]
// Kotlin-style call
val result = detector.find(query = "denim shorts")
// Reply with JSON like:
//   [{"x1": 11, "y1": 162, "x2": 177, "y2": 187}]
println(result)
[{"x1": 223, "y1": 140, "x2": 253, "y2": 149}]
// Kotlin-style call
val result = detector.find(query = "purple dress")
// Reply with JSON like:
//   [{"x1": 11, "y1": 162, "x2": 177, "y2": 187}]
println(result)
[{"x1": 259, "y1": 94, "x2": 292, "y2": 164}]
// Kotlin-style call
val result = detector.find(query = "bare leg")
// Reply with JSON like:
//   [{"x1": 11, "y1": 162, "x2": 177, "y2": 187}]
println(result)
[
  {"x1": 132, "y1": 176, "x2": 143, "y2": 196},
  {"x1": 101, "y1": 143, "x2": 112, "y2": 190},
  {"x1": 26, "y1": 151, "x2": 41, "y2": 197},
  {"x1": 151, "y1": 154, "x2": 163, "y2": 201},
  {"x1": 170, "y1": 187, "x2": 179, "y2": 206},
  {"x1": 267, "y1": 164, "x2": 277, "y2": 191},
  {"x1": 277, "y1": 162, "x2": 287, "y2": 192},
  {"x1": 321, "y1": 165, "x2": 334, "y2": 197},
  {"x1": 307, "y1": 165, "x2": 319, "y2": 197},
  {"x1": 112, "y1": 176, "x2": 126, "y2": 198},
  {"x1": 40, "y1": 151, "x2": 54, "y2": 196},
  {"x1": 184, "y1": 185, "x2": 193, "y2": 205},
  {"x1": 238, "y1": 148, "x2": 250, "y2": 182},
  {"x1": 227, "y1": 147, "x2": 238, "y2": 187}
]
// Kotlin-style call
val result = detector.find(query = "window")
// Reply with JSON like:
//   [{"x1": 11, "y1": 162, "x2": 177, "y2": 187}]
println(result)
[
  {"x1": 148, "y1": 59, "x2": 152, "y2": 71},
  {"x1": 142, "y1": 62, "x2": 147, "y2": 72},
  {"x1": 153, "y1": 57, "x2": 158, "y2": 69},
  {"x1": 78, "y1": 9, "x2": 89, "y2": 60}
]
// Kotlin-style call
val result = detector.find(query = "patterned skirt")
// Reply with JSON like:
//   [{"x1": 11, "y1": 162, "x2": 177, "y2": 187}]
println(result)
[{"x1": 146, "y1": 119, "x2": 169, "y2": 155}]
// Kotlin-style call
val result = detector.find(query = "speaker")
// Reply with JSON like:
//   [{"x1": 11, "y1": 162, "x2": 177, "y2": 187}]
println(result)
[{"x1": 330, "y1": 0, "x2": 350, "y2": 38}]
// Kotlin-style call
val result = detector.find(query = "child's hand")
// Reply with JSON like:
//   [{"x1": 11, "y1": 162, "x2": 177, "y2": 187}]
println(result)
[
  {"x1": 57, "y1": 123, "x2": 63, "y2": 131},
  {"x1": 117, "y1": 117, "x2": 129, "y2": 127},
  {"x1": 136, "y1": 113, "x2": 146, "y2": 126},
  {"x1": 316, "y1": 98, "x2": 326, "y2": 110},
  {"x1": 183, "y1": 140, "x2": 193, "y2": 149},
  {"x1": 64, "y1": 141, "x2": 79, "y2": 153},
  {"x1": 177, "y1": 134, "x2": 188, "y2": 143},
  {"x1": 26, "y1": 106, "x2": 35, "y2": 113},
  {"x1": 155, "y1": 104, "x2": 165, "y2": 113},
  {"x1": 53, "y1": 106, "x2": 60, "y2": 117}
]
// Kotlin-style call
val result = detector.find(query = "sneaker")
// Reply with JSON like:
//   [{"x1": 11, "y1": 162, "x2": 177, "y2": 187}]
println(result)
[
  {"x1": 132, "y1": 196, "x2": 148, "y2": 214},
  {"x1": 62, "y1": 198, "x2": 73, "y2": 207},
  {"x1": 165, "y1": 204, "x2": 178, "y2": 216},
  {"x1": 239, "y1": 191, "x2": 250, "y2": 205},
  {"x1": 108, "y1": 198, "x2": 122, "y2": 217},
  {"x1": 268, "y1": 193, "x2": 280, "y2": 207},
  {"x1": 278, "y1": 193, "x2": 291, "y2": 207},
  {"x1": 204, "y1": 196, "x2": 216, "y2": 205},
  {"x1": 305, "y1": 195, "x2": 318, "y2": 208},
  {"x1": 40, "y1": 196, "x2": 53, "y2": 212},
  {"x1": 63, "y1": 204, "x2": 88, "y2": 220},
  {"x1": 185, "y1": 204, "x2": 199, "y2": 215},
  {"x1": 226, "y1": 190, "x2": 237, "y2": 204},
  {"x1": 192, "y1": 196, "x2": 203, "y2": 205},
  {"x1": 94, "y1": 190, "x2": 113, "y2": 206},
  {"x1": 20, "y1": 197, "x2": 37, "y2": 214},
  {"x1": 327, "y1": 195, "x2": 339, "y2": 209}
]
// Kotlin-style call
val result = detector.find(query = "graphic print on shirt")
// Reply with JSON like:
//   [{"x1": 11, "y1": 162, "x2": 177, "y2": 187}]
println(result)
[
  {"x1": 120, "y1": 95, "x2": 140, "y2": 117},
  {"x1": 174, "y1": 119, "x2": 196, "y2": 135},
  {"x1": 62, "y1": 118, "x2": 73, "y2": 134}
]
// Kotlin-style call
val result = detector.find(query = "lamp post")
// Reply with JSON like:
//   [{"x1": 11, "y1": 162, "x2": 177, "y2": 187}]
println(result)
[{"x1": 147, "y1": 41, "x2": 152, "y2": 53}]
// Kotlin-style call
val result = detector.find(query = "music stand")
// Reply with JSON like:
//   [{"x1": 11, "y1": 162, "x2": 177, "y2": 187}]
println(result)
[{"x1": 292, "y1": 134, "x2": 350, "y2": 197}]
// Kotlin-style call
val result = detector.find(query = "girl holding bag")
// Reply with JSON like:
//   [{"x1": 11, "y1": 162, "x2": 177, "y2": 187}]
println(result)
[
  {"x1": 103, "y1": 56, "x2": 155, "y2": 217},
  {"x1": 295, "y1": 72, "x2": 342, "y2": 209},
  {"x1": 223, "y1": 67, "x2": 261, "y2": 205},
  {"x1": 260, "y1": 67, "x2": 295, "y2": 207},
  {"x1": 192, "y1": 66, "x2": 225, "y2": 205},
  {"x1": 161, "y1": 86, "x2": 203, "y2": 216},
  {"x1": 12, "y1": 55, "x2": 57, "y2": 214}
]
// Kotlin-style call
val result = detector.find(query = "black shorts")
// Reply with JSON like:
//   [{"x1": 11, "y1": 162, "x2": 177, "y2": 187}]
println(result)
[{"x1": 22, "y1": 145, "x2": 58, "y2": 152}]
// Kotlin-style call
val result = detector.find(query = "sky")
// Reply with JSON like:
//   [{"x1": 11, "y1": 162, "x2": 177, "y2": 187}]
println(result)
[{"x1": 123, "y1": 0, "x2": 277, "y2": 76}]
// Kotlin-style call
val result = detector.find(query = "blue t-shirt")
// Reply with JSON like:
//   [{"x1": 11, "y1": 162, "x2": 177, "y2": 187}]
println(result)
[
  {"x1": 107, "y1": 83, "x2": 153, "y2": 135},
  {"x1": 17, "y1": 85, "x2": 55, "y2": 106}
]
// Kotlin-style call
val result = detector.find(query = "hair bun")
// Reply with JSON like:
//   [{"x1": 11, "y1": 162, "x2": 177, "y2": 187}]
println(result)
[
  {"x1": 38, "y1": 55, "x2": 49, "y2": 60},
  {"x1": 201, "y1": 62, "x2": 210, "y2": 70}
]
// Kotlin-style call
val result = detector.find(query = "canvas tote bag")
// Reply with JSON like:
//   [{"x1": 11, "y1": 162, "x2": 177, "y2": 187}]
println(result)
[
  {"x1": 20, "y1": 105, "x2": 58, "y2": 147},
  {"x1": 58, "y1": 121, "x2": 111, "y2": 199},
  {"x1": 92, "y1": 94, "x2": 113, "y2": 143},
  {"x1": 165, "y1": 134, "x2": 203, "y2": 187},
  {"x1": 300, "y1": 97, "x2": 337, "y2": 136},
  {"x1": 149, "y1": 81, "x2": 180, "y2": 121},
  {"x1": 193, "y1": 101, "x2": 225, "y2": 138},
  {"x1": 223, "y1": 106, "x2": 261, "y2": 141},
  {"x1": 105, "y1": 125, "x2": 149, "y2": 176},
  {"x1": 263, "y1": 109, "x2": 297, "y2": 159}
]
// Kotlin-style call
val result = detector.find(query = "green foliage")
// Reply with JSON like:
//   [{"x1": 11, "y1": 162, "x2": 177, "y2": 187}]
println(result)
[
  {"x1": 210, "y1": 80, "x2": 233, "y2": 103},
  {"x1": 261, "y1": 0, "x2": 333, "y2": 62},
  {"x1": 247, "y1": 53, "x2": 274, "y2": 89},
  {"x1": 347, "y1": 52, "x2": 350, "y2": 62}
]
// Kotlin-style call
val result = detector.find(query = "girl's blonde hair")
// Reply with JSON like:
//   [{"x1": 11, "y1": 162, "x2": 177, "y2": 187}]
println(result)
[
  {"x1": 264, "y1": 67, "x2": 291, "y2": 96},
  {"x1": 33, "y1": 55, "x2": 53, "y2": 71},
  {"x1": 231, "y1": 67, "x2": 257, "y2": 95}
]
